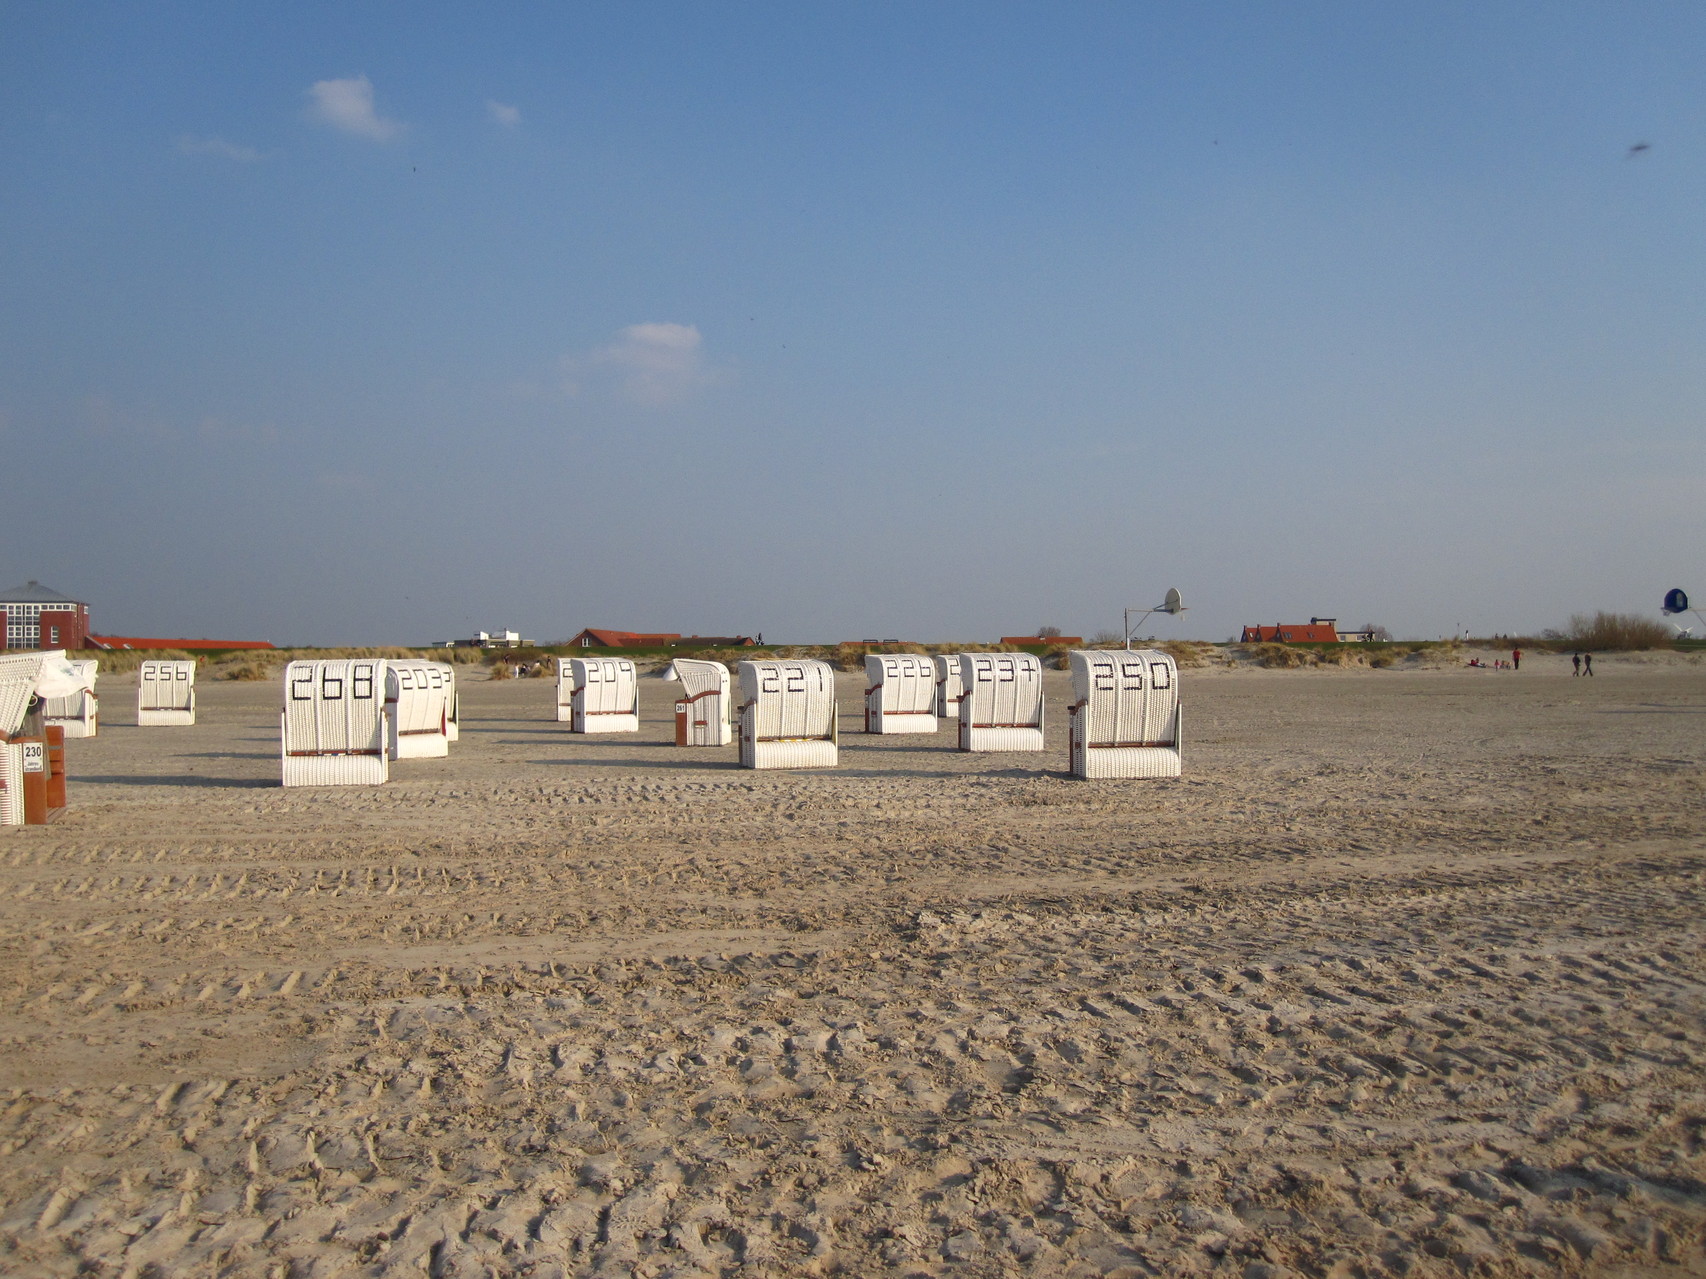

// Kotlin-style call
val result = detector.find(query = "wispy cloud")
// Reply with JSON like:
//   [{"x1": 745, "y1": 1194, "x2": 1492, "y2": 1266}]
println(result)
[
  {"x1": 305, "y1": 75, "x2": 402, "y2": 141},
  {"x1": 560, "y1": 322, "x2": 725, "y2": 408},
  {"x1": 176, "y1": 134, "x2": 261, "y2": 162},
  {"x1": 486, "y1": 99, "x2": 521, "y2": 127}
]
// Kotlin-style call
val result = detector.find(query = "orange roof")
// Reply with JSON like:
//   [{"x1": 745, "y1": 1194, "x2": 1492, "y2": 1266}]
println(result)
[
  {"x1": 1000, "y1": 636, "x2": 1083, "y2": 646},
  {"x1": 90, "y1": 634, "x2": 275, "y2": 650},
  {"x1": 1241, "y1": 624, "x2": 1339, "y2": 643},
  {"x1": 571, "y1": 628, "x2": 682, "y2": 647}
]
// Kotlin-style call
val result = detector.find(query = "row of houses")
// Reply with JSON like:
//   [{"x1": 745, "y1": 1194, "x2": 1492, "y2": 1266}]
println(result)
[
  {"x1": 573, "y1": 631, "x2": 1090, "y2": 650},
  {"x1": 1, "y1": 581, "x2": 273, "y2": 652},
  {"x1": 5, "y1": 581, "x2": 1379, "y2": 655},
  {"x1": 1240, "y1": 618, "x2": 1379, "y2": 643},
  {"x1": 568, "y1": 629, "x2": 761, "y2": 649}
]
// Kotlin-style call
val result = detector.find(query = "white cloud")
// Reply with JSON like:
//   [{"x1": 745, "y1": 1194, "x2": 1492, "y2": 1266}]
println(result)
[
  {"x1": 305, "y1": 75, "x2": 402, "y2": 141},
  {"x1": 568, "y1": 322, "x2": 722, "y2": 408},
  {"x1": 176, "y1": 134, "x2": 261, "y2": 162},
  {"x1": 486, "y1": 99, "x2": 521, "y2": 127}
]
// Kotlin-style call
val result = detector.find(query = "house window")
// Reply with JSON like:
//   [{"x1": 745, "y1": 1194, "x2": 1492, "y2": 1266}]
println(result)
[
  {"x1": 48, "y1": 627, "x2": 60, "y2": 645},
  {"x1": 6, "y1": 604, "x2": 44, "y2": 649}
]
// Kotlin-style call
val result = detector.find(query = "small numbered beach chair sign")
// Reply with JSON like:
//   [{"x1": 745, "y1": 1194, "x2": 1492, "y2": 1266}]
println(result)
[
  {"x1": 280, "y1": 660, "x2": 389, "y2": 787},
  {"x1": 1067, "y1": 649, "x2": 1181, "y2": 779},
  {"x1": 385, "y1": 660, "x2": 454, "y2": 759},
  {"x1": 864, "y1": 654, "x2": 939, "y2": 734},
  {"x1": 738, "y1": 659, "x2": 838, "y2": 769},
  {"x1": 666, "y1": 658, "x2": 732, "y2": 746},
  {"x1": 138, "y1": 659, "x2": 196, "y2": 726},
  {"x1": 568, "y1": 657, "x2": 640, "y2": 733},
  {"x1": 955, "y1": 653, "x2": 1045, "y2": 752}
]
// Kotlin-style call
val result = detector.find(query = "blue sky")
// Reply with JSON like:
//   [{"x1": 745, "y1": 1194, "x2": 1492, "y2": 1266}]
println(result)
[{"x1": 3, "y1": 3, "x2": 1702, "y2": 644}]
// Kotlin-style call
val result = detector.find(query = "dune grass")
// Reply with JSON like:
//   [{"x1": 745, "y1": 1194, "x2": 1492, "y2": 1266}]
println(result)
[
  {"x1": 1232, "y1": 641, "x2": 1456, "y2": 670},
  {"x1": 67, "y1": 648, "x2": 198, "y2": 674}
]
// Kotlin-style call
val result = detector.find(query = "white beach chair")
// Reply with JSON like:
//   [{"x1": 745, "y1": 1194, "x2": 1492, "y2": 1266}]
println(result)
[
  {"x1": 568, "y1": 657, "x2": 640, "y2": 733},
  {"x1": 1067, "y1": 649, "x2": 1182, "y2": 779},
  {"x1": 956, "y1": 653, "x2": 1045, "y2": 751},
  {"x1": 386, "y1": 660, "x2": 454, "y2": 759},
  {"x1": 863, "y1": 654, "x2": 939, "y2": 734},
  {"x1": 40, "y1": 659, "x2": 98, "y2": 738},
  {"x1": 664, "y1": 658, "x2": 733, "y2": 746},
  {"x1": 137, "y1": 659, "x2": 196, "y2": 726},
  {"x1": 738, "y1": 659, "x2": 838, "y2": 769},
  {"x1": 935, "y1": 654, "x2": 965, "y2": 719},
  {"x1": 280, "y1": 659, "x2": 390, "y2": 786}
]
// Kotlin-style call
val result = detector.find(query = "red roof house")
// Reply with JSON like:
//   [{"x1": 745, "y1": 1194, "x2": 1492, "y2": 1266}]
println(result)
[
  {"x1": 1241, "y1": 622, "x2": 1340, "y2": 643},
  {"x1": 568, "y1": 628, "x2": 683, "y2": 648}
]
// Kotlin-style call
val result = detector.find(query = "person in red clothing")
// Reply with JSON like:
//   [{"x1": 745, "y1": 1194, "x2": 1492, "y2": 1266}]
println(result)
[{"x1": 1512, "y1": 646, "x2": 1522, "y2": 670}]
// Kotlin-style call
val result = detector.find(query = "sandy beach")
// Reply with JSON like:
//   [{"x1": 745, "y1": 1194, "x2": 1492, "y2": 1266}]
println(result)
[{"x1": 1, "y1": 651, "x2": 1703, "y2": 1277}]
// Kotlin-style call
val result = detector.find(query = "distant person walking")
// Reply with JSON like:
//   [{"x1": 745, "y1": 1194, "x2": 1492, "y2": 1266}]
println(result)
[
  {"x1": 1512, "y1": 647, "x2": 1522, "y2": 671},
  {"x1": 1583, "y1": 652, "x2": 1594, "y2": 676},
  {"x1": 1572, "y1": 652, "x2": 1582, "y2": 676}
]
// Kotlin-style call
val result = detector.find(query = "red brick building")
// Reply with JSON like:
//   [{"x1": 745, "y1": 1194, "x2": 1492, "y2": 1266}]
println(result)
[{"x1": 0, "y1": 581, "x2": 90, "y2": 651}]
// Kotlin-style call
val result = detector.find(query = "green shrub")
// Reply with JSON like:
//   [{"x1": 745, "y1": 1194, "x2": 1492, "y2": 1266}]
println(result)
[{"x1": 1550, "y1": 611, "x2": 1673, "y2": 651}]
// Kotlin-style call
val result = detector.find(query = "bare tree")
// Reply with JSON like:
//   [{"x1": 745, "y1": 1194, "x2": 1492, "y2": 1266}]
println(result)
[
  {"x1": 1360, "y1": 622, "x2": 1393, "y2": 642},
  {"x1": 1036, "y1": 625, "x2": 1062, "y2": 638}
]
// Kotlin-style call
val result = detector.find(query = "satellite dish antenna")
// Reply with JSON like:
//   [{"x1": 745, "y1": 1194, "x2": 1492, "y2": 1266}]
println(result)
[{"x1": 1124, "y1": 587, "x2": 1187, "y2": 649}]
